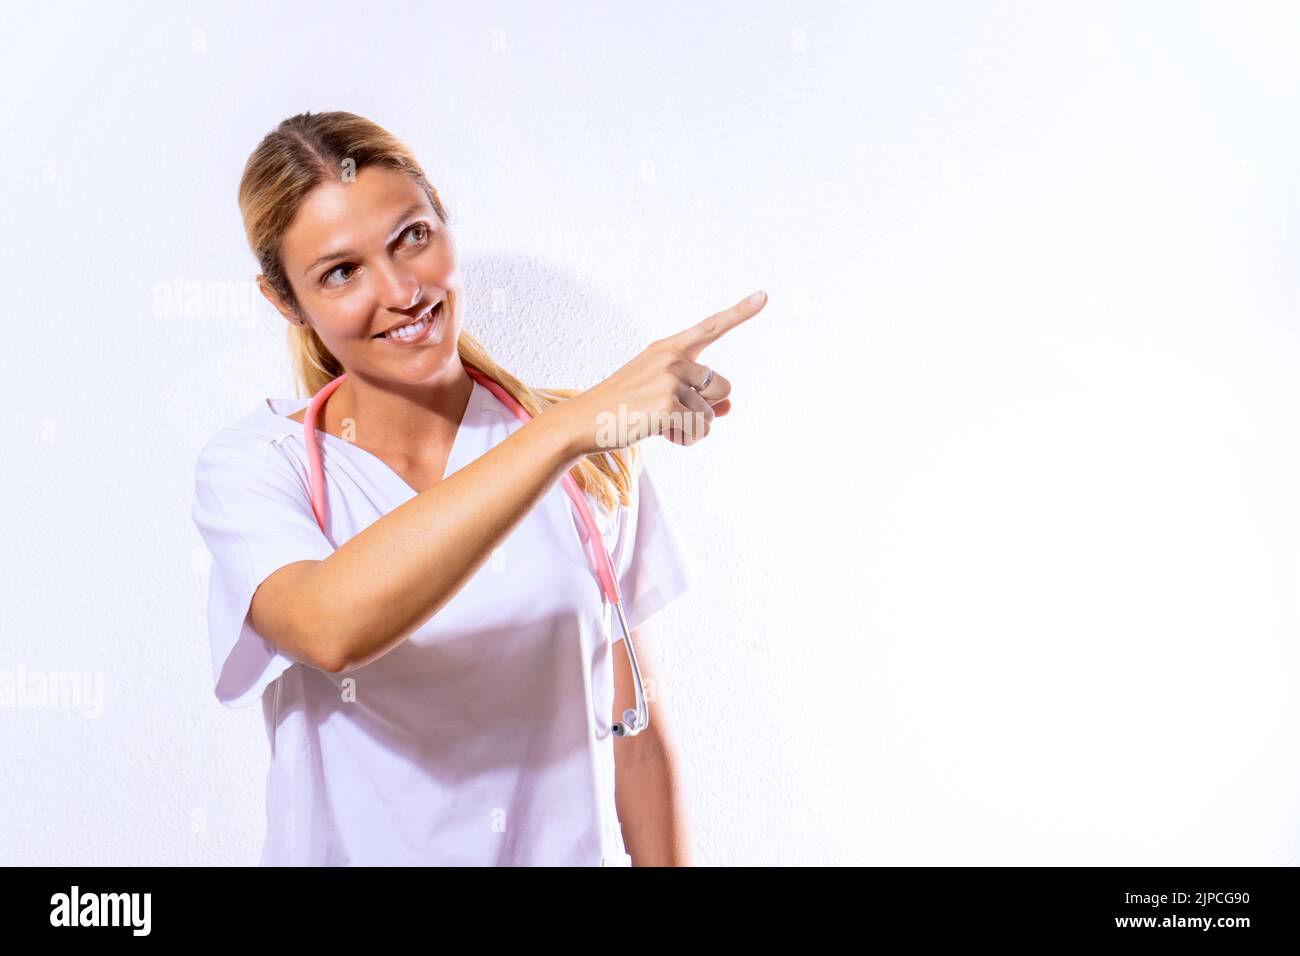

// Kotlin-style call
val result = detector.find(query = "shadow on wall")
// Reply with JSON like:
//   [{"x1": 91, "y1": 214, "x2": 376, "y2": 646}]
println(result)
[{"x1": 456, "y1": 255, "x2": 650, "y2": 391}]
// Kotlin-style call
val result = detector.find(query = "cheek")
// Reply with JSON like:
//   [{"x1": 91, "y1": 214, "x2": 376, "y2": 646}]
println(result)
[
  {"x1": 319, "y1": 299, "x2": 376, "y2": 342},
  {"x1": 447, "y1": 294, "x2": 464, "y2": 341},
  {"x1": 426, "y1": 301, "x2": 456, "y2": 348}
]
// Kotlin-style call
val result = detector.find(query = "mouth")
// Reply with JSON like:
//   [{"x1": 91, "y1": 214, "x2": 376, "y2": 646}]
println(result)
[{"x1": 373, "y1": 300, "x2": 445, "y2": 344}]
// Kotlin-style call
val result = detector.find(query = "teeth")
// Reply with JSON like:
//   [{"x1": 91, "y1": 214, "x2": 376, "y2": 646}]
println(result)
[
  {"x1": 391, "y1": 316, "x2": 426, "y2": 338},
  {"x1": 382, "y1": 302, "x2": 439, "y2": 339}
]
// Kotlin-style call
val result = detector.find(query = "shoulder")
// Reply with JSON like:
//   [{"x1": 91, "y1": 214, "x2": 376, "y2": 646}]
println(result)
[
  {"x1": 193, "y1": 412, "x2": 300, "y2": 489},
  {"x1": 476, "y1": 380, "x2": 523, "y2": 426},
  {"x1": 602, "y1": 448, "x2": 648, "y2": 535}
]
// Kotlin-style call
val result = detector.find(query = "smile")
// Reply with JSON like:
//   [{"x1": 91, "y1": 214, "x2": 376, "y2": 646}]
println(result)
[{"x1": 374, "y1": 301, "x2": 444, "y2": 345}]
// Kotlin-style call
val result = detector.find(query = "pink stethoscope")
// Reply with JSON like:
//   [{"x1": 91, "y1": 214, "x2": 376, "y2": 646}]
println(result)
[{"x1": 301, "y1": 366, "x2": 649, "y2": 737}]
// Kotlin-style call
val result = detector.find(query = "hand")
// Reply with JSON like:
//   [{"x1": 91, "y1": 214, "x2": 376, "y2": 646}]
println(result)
[{"x1": 556, "y1": 290, "x2": 767, "y2": 457}]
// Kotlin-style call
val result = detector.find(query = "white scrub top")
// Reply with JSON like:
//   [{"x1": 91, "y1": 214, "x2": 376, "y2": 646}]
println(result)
[{"x1": 189, "y1": 379, "x2": 702, "y2": 866}]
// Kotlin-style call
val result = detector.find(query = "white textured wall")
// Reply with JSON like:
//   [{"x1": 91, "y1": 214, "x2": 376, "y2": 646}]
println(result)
[{"x1": 2, "y1": 0, "x2": 1299, "y2": 865}]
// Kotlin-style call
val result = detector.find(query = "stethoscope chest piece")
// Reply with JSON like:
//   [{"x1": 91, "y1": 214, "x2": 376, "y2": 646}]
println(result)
[{"x1": 609, "y1": 599, "x2": 648, "y2": 738}]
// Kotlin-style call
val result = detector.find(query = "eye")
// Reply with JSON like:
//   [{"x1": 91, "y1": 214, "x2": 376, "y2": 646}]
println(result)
[
  {"x1": 401, "y1": 221, "x2": 432, "y2": 246},
  {"x1": 322, "y1": 263, "x2": 356, "y2": 287}
]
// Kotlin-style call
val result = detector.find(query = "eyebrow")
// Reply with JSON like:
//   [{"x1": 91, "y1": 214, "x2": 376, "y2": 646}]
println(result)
[{"x1": 303, "y1": 203, "x2": 428, "y2": 277}]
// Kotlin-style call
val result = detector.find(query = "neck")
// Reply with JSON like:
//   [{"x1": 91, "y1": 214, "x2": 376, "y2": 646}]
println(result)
[{"x1": 326, "y1": 362, "x2": 475, "y2": 457}]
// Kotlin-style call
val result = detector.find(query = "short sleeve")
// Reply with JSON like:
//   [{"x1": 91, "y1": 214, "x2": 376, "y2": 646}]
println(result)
[
  {"x1": 606, "y1": 455, "x2": 704, "y2": 640},
  {"x1": 190, "y1": 437, "x2": 336, "y2": 708}
]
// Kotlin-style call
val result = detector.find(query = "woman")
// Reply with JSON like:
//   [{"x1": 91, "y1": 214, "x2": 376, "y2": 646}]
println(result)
[{"x1": 190, "y1": 111, "x2": 764, "y2": 866}]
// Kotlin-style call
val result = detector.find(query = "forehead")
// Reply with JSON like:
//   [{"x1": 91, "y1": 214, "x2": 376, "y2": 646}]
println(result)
[{"x1": 282, "y1": 166, "x2": 431, "y2": 266}]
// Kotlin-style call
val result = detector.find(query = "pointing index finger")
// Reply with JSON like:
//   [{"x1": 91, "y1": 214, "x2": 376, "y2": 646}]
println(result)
[{"x1": 671, "y1": 290, "x2": 767, "y2": 360}]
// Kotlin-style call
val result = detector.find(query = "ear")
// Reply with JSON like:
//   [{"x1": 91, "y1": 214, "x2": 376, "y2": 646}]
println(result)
[{"x1": 257, "y1": 276, "x2": 305, "y2": 327}]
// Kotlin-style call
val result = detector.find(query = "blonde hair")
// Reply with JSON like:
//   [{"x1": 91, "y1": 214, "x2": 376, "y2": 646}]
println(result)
[{"x1": 237, "y1": 110, "x2": 636, "y2": 512}]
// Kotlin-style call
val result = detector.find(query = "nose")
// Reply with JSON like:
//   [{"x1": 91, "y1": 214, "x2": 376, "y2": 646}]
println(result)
[{"x1": 372, "y1": 258, "x2": 423, "y2": 313}]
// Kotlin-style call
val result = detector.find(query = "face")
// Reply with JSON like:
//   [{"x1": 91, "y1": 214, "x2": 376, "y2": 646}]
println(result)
[{"x1": 262, "y1": 165, "x2": 462, "y2": 384}]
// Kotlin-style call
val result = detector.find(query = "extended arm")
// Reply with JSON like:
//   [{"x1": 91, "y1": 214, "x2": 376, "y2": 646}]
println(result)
[{"x1": 251, "y1": 406, "x2": 580, "y2": 673}]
